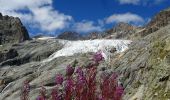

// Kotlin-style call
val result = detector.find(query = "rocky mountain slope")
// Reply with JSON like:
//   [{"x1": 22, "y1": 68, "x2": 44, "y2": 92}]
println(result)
[
  {"x1": 0, "y1": 39, "x2": 130, "y2": 100},
  {"x1": 112, "y1": 24, "x2": 170, "y2": 100},
  {"x1": 138, "y1": 7, "x2": 170, "y2": 38},
  {"x1": 0, "y1": 13, "x2": 30, "y2": 64},
  {"x1": 0, "y1": 13, "x2": 30, "y2": 45},
  {"x1": 104, "y1": 22, "x2": 143, "y2": 40},
  {"x1": 0, "y1": 7, "x2": 170, "y2": 100}
]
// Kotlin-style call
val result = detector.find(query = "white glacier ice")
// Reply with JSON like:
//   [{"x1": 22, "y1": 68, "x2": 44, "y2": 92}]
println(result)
[
  {"x1": 36, "y1": 36, "x2": 56, "y2": 40},
  {"x1": 43, "y1": 39, "x2": 132, "y2": 62}
]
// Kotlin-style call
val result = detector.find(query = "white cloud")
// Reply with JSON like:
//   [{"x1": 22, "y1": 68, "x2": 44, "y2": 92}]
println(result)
[
  {"x1": 0, "y1": 0, "x2": 72, "y2": 33},
  {"x1": 31, "y1": 6, "x2": 72, "y2": 32},
  {"x1": 105, "y1": 13, "x2": 144, "y2": 25},
  {"x1": 118, "y1": 0, "x2": 140, "y2": 5},
  {"x1": 73, "y1": 21, "x2": 103, "y2": 33},
  {"x1": 0, "y1": 0, "x2": 148, "y2": 34}
]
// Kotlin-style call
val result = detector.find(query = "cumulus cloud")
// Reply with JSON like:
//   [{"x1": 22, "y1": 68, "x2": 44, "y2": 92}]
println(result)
[
  {"x1": 0, "y1": 0, "x2": 104, "y2": 34},
  {"x1": 0, "y1": 0, "x2": 72, "y2": 33},
  {"x1": 105, "y1": 13, "x2": 144, "y2": 25},
  {"x1": 0, "y1": 0, "x2": 148, "y2": 34},
  {"x1": 73, "y1": 21, "x2": 103, "y2": 33}
]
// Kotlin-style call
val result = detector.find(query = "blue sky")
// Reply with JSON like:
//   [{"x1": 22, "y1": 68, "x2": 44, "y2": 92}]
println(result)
[{"x1": 0, "y1": 0, "x2": 169, "y2": 36}]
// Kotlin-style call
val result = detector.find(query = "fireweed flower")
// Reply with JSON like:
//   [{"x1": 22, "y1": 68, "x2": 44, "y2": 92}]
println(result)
[
  {"x1": 100, "y1": 77, "x2": 110, "y2": 99},
  {"x1": 114, "y1": 85, "x2": 124, "y2": 100},
  {"x1": 64, "y1": 77, "x2": 74, "y2": 100},
  {"x1": 24, "y1": 80, "x2": 30, "y2": 92},
  {"x1": 55, "y1": 74, "x2": 64, "y2": 85},
  {"x1": 85, "y1": 67, "x2": 97, "y2": 100},
  {"x1": 110, "y1": 72, "x2": 118, "y2": 80},
  {"x1": 36, "y1": 96, "x2": 45, "y2": 100},
  {"x1": 76, "y1": 67, "x2": 84, "y2": 78},
  {"x1": 93, "y1": 51, "x2": 104, "y2": 63},
  {"x1": 100, "y1": 71, "x2": 110, "y2": 81},
  {"x1": 66, "y1": 65, "x2": 75, "y2": 77},
  {"x1": 51, "y1": 88, "x2": 63, "y2": 100},
  {"x1": 21, "y1": 80, "x2": 30, "y2": 100},
  {"x1": 75, "y1": 77, "x2": 87, "y2": 100},
  {"x1": 21, "y1": 51, "x2": 124, "y2": 100},
  {"x1": 36, "y1": 86, "x2": 46, "y2": 100}
]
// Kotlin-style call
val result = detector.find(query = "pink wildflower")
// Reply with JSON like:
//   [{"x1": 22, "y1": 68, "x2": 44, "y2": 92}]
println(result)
[{"x1": 55, "y1": 74, "x2": 64, "y2": 85}]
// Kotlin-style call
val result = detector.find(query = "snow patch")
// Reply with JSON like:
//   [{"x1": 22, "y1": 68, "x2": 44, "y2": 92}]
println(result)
[
  {"x1": 36, "y1": 36, "x2": 56, "y2": 40},
  {"x1": 43, "y1": 39, "x2": 132, "y2": 62}
]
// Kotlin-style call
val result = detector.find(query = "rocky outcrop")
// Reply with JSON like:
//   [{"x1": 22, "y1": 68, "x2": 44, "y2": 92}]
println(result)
[
  {"x1": 0, "y1": 13, "x2": 30, "y2": 45},
  {"x1": 0, "y1": 49, "x2": 18, "y2": 63},
  {"x1": 0, "y1": 39, "x2": 63, "y2": 66},
  {"x1": 111, "y1": 24, "x2": 170, "y2": 100},
  {"x1": 57, "y1": 31, "x2": 82, "y2": 40},
  {"x1": 84, "y1": 32, "x2": 103, "y2": 40},
  {"x1": 0, "y1": 13, "x2": 30, "y2": 63},
  {"x1": 104, "y1": 22, "x2": 142, "y2": 40},
  {"x1": 140, "y1": 8, "x2": 170, "y2": 37}
]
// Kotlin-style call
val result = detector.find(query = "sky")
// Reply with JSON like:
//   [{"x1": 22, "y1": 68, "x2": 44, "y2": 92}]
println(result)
[{"x1": 0, "y1": 0, "x2": 169, "y2": 36}]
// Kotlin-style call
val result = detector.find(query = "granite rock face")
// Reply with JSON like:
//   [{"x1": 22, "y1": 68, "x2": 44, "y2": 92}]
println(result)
[{"x1": 0, "y1": 13, "x2": 30, "y2": 45}]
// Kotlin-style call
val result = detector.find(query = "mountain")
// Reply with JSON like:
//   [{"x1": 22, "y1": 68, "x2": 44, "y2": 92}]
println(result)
[
  {"x1": 112, "y1": 24, "x2": 170, "y2": 100},
  {"x1": 57, "y1": 31, "x2": 82, "y2": 40},
  {"x1": 57, "y1": 23, "x2": 142, "y2": 40},
  {"x1": 0, "y1": 13, "x2": 30, "y2": 46},
  {"x1": 138, "y1": 7, "x2": 170, "y2": 37},
  {"x1": 55, "y1": 7, "x2": 170, "y2": 41},
  {"x1": 110, "y1": 8, "x2": 170, "y2": 99},
  {"x1": 0, "y1": 7, "x2": 170, "y2": 100},
  {"x1": 104, "y1": 22, "x2": 143, "y2": 40},
  {"x1": 56, "y1": 22, "x2": 144, "y2": 40},
  {"x1": 0, "y1": 13, "x2": 30, "y2": 63}
]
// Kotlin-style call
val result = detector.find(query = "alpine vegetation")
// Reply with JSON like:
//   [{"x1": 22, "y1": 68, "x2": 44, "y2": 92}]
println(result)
[{"x1": 21, "y1": 51, "x2": 124, "y2": 100}]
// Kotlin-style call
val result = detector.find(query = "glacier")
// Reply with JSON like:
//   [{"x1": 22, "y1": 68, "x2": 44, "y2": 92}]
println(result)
[{"x1": 43, "y1": 39, "x2": 132, "y2": 62}]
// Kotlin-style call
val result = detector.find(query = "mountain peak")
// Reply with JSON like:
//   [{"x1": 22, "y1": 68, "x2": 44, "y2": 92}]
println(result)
[{"x1": 0, "y1": 13, "x2": 30, "y2": 45}]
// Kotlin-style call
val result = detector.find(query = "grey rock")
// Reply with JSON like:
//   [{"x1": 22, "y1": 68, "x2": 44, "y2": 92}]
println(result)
[
  {"x1": 111, "y1": 25, "x2": 170, "y2": 100},
  {"x1": 0, "y1": 13, "x2": 30, "y2": 45},
  {"x1": 0, "y1": 49, "x2": 18, "y2": 63}
]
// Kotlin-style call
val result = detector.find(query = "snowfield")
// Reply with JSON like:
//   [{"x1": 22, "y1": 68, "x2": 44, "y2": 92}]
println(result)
[
  {"x1": 43, "y1": 39, "x2": 132, "y2": 62},
  {"x1": 36, "y1": 36, "x2": 56, "y2": 40}
]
